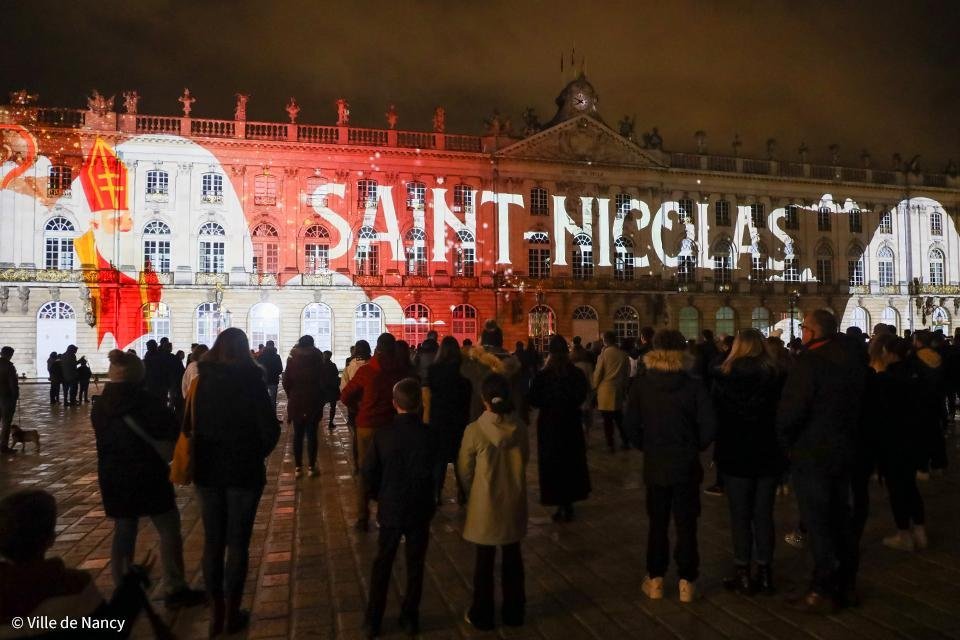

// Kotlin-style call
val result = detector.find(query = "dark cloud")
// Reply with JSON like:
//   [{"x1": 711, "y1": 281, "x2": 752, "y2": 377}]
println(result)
[{"x1": 4, "y1": 0, "x2": 959, "y2": 168}]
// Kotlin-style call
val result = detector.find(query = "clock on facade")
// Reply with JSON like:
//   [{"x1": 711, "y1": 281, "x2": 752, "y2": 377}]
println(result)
[{"x1": 573, "y1": 92, "x2": 590, "y2": 110}]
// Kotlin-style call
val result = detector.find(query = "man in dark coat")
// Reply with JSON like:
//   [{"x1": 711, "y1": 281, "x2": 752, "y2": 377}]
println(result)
[
  {"x1": 776, "y1": 308, "x2": 866, "y2": 612},
  {"x1": 0, "y1": 347, "x2": 19, "y2": 453},
  {"x1": 60, "y1": 345, "x2": 79, "y2": 406},
  {"x1": 413, "y1": 330, "x2": 439, "y2": 382},
  {"x1": 320, "y1": 351, "x2": 341, "y2": 431},
  {"x1": 283, "y1": 336, "x2": 327, "y2": 475},
  {"x1": 257, "y1": 340, "x2": 284, "y2": 411}
]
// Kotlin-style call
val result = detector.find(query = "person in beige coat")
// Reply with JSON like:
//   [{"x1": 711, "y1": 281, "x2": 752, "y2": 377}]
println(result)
[
  {"x1": 593, "y1": 330, "x2": 631, "y2": 452},
  {"x1": 457, "y1": 373, "x2": 529, "y2": 631}
]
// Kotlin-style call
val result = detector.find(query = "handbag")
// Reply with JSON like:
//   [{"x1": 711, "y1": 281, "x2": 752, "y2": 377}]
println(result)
[{"x1": 170, "y1": 376, "x2": 199, "y2": 486}]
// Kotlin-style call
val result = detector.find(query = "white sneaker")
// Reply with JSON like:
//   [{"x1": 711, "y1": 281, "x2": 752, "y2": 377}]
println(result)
[
  {"x1": 882, "y1": 530, "x2": 915, "y2": 551},
  {"x1": 294, "y1": 467, "x2": 303, "y2": 478},
  {"x1": 912, "y1": 525, "x2": 929, "y2": 550},
  {"x1": 641, "y1": 575, "x2": 664, "y2": 600},
  {"x1": 679, "y1": 579, "x2": 696, "y2": 603}
]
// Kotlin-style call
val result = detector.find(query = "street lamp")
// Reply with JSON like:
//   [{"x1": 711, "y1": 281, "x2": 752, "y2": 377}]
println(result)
[{"x1": 788, "y1": 288, "x2": 800, "y2": 342}]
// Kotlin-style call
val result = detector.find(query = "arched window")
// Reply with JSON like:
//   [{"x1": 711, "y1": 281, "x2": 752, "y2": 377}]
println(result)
[
  {"x1": 528, "y1": 305, "x2": 556, "y2": 353},
  {"x1": 573, "y1": 305, "x2": 598, "y2": 320},
  {"x1": 252, "y1": 223, "x2": 279, "y2": 274},
  {"x1": 613, "y1": 306, "x2": 640, "y2": 342},
  {"x1": 454, "y1": 229, "x2": 475, "y2": 277},
  {"x1": 137, "y1": 302, "x2": 171, "y2": 355},
  {"x1": 877, "y1": 246, "x2": 895, "y2": 287},
  {"x1": 571, "y1": 305, "x2": 599, "y2": 343},
  {"x1": 195, "y1": 302, "x2": 228, "y2": 347},
  {"x1": 931, "y1": 210, "x2": 943, "y2": 236},
  {"x1": 303, "y1": 224, "x2": 330, "y2": 274},
  {"x1": 679, "y1": 306, "x2": 700, "y2": 340},
  {"x1": 249, "y1": 302, "x2": 280, "y2": 349},
  {"x1": 712, "y1": 240, "x2": 733, "y2": 287},
  {"x1": 931, "y1": 307, "x2": 951, "y2": 333},
  {"x1": 850, "y1": 307, "x2": 870, "y2": 332},
  {"x1": 44, "y1": 216, "x2": 76, "y2": 270},
  {"x1": 881, "y1": 306, "x2": 899, "y2": 333},
  {"x1": 614, "y1": 236, "x2": 635, "y2": 281},
  {"x1": 530, "y1": 187, "x2": 549, "y2": 215},
  {"x1": 143, "y1": 220, "x2": 172, "y2": 272},
  {"x1": 254, "y1": 174, "x2": 278, "y2": 206},
  {"x1": 48, "y1": 165, "x2": 72, "y2": 197},
  {"x1": 929, "y1": 248, "x2": 945, "y2": 286},
  {"x1": 847, "y1": 244, "x2": 865, "y2": 287},
  {"x1": 201, "y1": 173, "x2": 224, "y2": 203},
  {"x1": 198, "y1": 222, "x2": 226, "y2": 273},
  {"x1": 405, "y1": 228, "x2": 427, "y2": 276},
  {"x1": 716, "y1": 306, "x2": 735, "y2": 336},
  {"x1": 356, "y1": 226, "x2": 379, "y2": 275},
  {"x1": 38, "y1": 300, "x2": 76, "y2": 320},
  {"x1": 406, "y1": 181, "x2": 426, "y2": 210},
  {"x1": 816, "y1": 242, "x2": 834, "y2": 284},
  {"x1": 145, "y1": 169, "x2": 169, "y2": 201},
  {"x1": 302, "y1": 303, "x2": 332, "y2": 352},
  {"x1": 751, "y1": 307, "x2": 772, "y2": 335},
  {"x1": 453, "y1": 184, "x2": 474, "y2": 214},
  {"x1": 355, "y1": 302, "x2": 382, "y2": 344},
  {"x1": 357, "y1": 179, "x2": 378, "y2": 209},
  {"x1": 452, "y1": 304, "x2": 478, "y2": 345},
  {"x1": 403, "y1": 303, "x2": 431, "y2": 346},
  {"x1": 571, "y1": 233, "x2": 593, "y2": 280},
  {"x1": 527, "y1": 232, "x2": 551, "y2": 279}
]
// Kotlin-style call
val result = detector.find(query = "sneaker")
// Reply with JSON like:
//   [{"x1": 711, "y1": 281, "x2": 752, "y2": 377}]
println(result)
[
  {"x1": 678, "y1": 579, "x2": 696, "y2": 603},
  {"x1": 912, "y1": 525, "x2": 929, "y2": 550},
  {"x1": 882, "y1": 530, "x2": 915, "y2": 551},
  {"x1": 164, "y1": 587, "x2": 207, "y2": 609},
  {"x1": 703, "y1": 484, "x2": 724, "y2": 497},
  {"x1": 294, "y1": 467, "x2": 303, "y2": 478},
  {"x1": 308, "y1": 466, "x2": 318, "y2": 477},
  {"x1": 641, "y1": 575, "x2": 664, "y2": 600},
  {"x1": 784, "y1": 529, "x2": 805, "y2": 549}
]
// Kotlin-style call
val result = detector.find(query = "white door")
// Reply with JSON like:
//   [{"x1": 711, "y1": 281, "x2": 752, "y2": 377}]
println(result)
[{"x1": 36, "y1": 301, "x2": 77, "y2": 377}]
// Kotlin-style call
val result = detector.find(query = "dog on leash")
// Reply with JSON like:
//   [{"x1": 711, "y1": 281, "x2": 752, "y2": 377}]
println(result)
[{"x1": 10, "y1": 425, "x2": 40, "y2": 452}]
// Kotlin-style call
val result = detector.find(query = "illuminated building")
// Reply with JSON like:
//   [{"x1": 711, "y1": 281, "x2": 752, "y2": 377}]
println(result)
[{"x1": 2, "y1": 78, "x2": 959, "y2": 375}]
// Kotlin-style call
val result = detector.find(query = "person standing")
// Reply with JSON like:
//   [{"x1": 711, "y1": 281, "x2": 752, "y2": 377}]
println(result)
[
  {"x1": 425, "y1": 337, "x2": 472, "y2": 504},
  {"x1": 361, "y1": 378, "x2": 437, "y2": 637},
  {"x1": 77, "y1": 357, "x2": 92, "y2": 404},
  {"x1": 571, "y1": 342, "x2": 596, "y2": 434},
  {"x1": 528, "y1": 336, "x2": 591, "y2": 522},
  {"x1": 625, "y1": 330, "x2": 716, "y2": 603},
  {"x1": 341, "y1": 340, "x2": 371, "y2": 472},
  {"x1": 711, "y1": 329, "x2": 785, "y2": 594},
  {"x1": 458, "y1": 374, "x2": 529, "y2": 631},
  {"x1": 0, "y1": 347, "x2": 18, "y2": 454},
  {"x1": 320, "y1": 351, "x2": 341, "y2": 432},
  {"x1": 283, "y1": 336, "x2": 326, "y2": 478},
  {"x1": 257, "y1": 340, "x2": 283, "y2": 411},
  {"x1": 60, "y1": 345, "x2": 79, "y2": 406},
  {"x1": 593, "y1": 331, "x2": 630, "y2": 452},
  {"x1": 460, "y1": 321, "x2": 526, "y2": 425},
  {"x1": 413, "y1": 330, "x2": 439, "y2": 381},
  {"x1": 46, "y1": 351, "x2": 62, "y2": 405},
  {"x1": 181, "y1": 344, "x2": 208, "y2": 399},
  {"x1": 777, "y1": 309, "x2": 866, "y2": 612},
  {"x1": 191, "y1": 328, "x2": 280, "y2": 637}
]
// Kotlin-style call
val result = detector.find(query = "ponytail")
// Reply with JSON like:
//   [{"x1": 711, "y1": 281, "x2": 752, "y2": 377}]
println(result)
[{"x1": 480, "y1": 373, "x2": 514, "y2": 415}]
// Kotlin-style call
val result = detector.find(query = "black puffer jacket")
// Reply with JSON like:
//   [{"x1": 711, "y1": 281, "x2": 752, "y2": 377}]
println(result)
[
  {"x1": 625, "y1": 349, "x2": 716, "y2": 485},
  {"x1": 193, "y1": 361, "x2": 280, "y2": 490},
  {"x1": 711, "y1": 356, "x2": 786, "y2": 478},
  {"x1": 91, "y1": 382, "x2": 177, "y2": 518}
]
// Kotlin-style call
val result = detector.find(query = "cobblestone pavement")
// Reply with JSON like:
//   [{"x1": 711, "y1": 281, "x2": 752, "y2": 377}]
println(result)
[{"x1": 2, "y1": 383, "x2": 960, "y2": 639}]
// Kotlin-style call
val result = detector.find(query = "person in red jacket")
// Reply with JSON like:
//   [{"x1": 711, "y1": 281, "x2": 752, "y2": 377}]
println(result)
[{"x1": 341, "y1": 332, "x2": 407, "y2": 531}]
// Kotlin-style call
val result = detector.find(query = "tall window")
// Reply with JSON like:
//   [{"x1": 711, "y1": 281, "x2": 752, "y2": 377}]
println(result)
[
  {"x1": 713, "y1": 241, "x2": 733, "y2": 287},
  {"x1": 452, "y1": 304, "x2": 478, "y2": 344},
  {"x1": 848, "y1": 249, "x2": 865, "y2": 287},
  {"x1": 677, "y1": 255, "x2": 697, "y2": 284},
  {"x1": 751, "y1": 247, "x2": 767, "y2": 282},
  {"x1": 783, "y1": 257, "x2": 800, "y2": 282},
  {"x1": 531, "y1": 188, "x2": 549, "y2": 215},
  {"x1": 403, "y1": 304, "x2": 430, "y2": 346},
  {"x1": 931, "y1": 307, "x2": 951, "y2": 333},
  {"x1": 249, "y1": 303, "x2": 280, "y2": 349},
  {"x1": 716, "y1": 306, "x2": 735, "y2": 336},
  {"x1": 201, "y1": 173, "x2": 224, "y2": 203},
  {"x1": 198, "y1": 222, "x2": 226, "y2": 273},
  {"x1": 751, "y1": 307, "x2": 772, "y2": 335},
  {"x1": 454, "y1": 229, "x2": 476, "y2": 277},
  {"x1": 44, "y1": 216, "x2": 75, "y2": 270},
  {"x1": 784, "y1": 205, "x2": 799, "y2": 231},
  {"x1": 528, "y1": 305, "x2": 556, "y2": 353},
  {"x1": 818, "y1": 206, "x2": 832, "y2": 232},
  {"x1": 404, "y1": 228, "x2": 427, "y2": 276},
  {"x1": 715, "y1": 199, "x2": 731, "y2": 226},
  {"x1": 614, "y1": 236, "x2": 635, "y2": 281},
  {"x1": 851, "y1": 307, "x2": 869, "y2": 333},
  {"x1": 145, "y1": 170, "x2": 169, "y2": 201},
  {"x1": 527, "y1": 232, "x2": 551, "y2": 279},
  {"x1": 251, "y1": 223, "x2": 279, "y2": 274},
  {"x1": 354, "y1": 302, "x2": 382, "y2": 344},
  {"x1": 678, "y1": 306, "x2": 699, "y2": 340},
  {"x1": 357, "y1": 179, "x2": 378, "y2": 209},
  {"x1": 613, "y1": 306, "x2": 640, "y2": 342},
  {"x1": 878, "y1": 246, "x2": 895, "y2": 287},
  {"x1": 815, "y1": 244, "x2": 833, "y2": 284},
  {"x1": 143, "y1": 220, "x2": 172, "y2": 272},
  {"x1": 750, "y1": 203, "x2": 766, "y2": 229},
  {"x1": 302, "y1": 303, "x2": 332, "y2": 352},
  {"x1": 571, "y1": 233, "x2": 593, "y2": 280},
  {"x1": 305, "y1": 176, "x2": 328, "y2": 208},
  {"x1": 849, "y1": 208, "x2": 862, "y2": 233},
  {"x1": 48, "y1": 165, "x2": 72, "y2": 197},
  {"x1": 254, "y1": 174, "x2": 278, "y2": 206},
  {"x1": 615, "y1": 193, "x2": 632, "y2": 219},
  {"x1": 453, "y1": 184, "x2": 474, "y2": 213},
  {"x1": 196, "y1": 302, "x2": 227, "y2": 347},
  {"x1": 406, "y1": 181, "x2": 426, "y2": 210},
  {"x1": 879, "y1": 211, "x2": 893, "y2": 234},
  {"x1": 931, "y1": 210, "x2": 943, "y2": 236},
  {"x1": 678, "y1": 199, "x2": 694, "y2": 222},
  {"x1": 137, "y1": 302, "x2": 171, "y2": 355},
  {"x1": 881, "y1": 306, "x2": 899, "y2": 333},
  {"x1": 356, "y1": 226, "x2": 379, "y2": 275},
  {"x1": 303, "y1": 225, "x2": 330, "y2": 274},
  {"x1": 929, "y1": 248, "x2": 945, "y2": 285}
]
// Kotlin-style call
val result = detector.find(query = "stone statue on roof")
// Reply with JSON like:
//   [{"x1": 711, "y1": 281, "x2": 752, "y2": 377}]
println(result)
[
  {"x1": 618, "y1": 115, "x2": 635, "y2": 140},
  {"x1": 432, "y1": 107, "x2": 445, "y2": 133},
  {"x1": 336, "y1": 98, "x2": 350, "y2": 125},
  {"x1": 122, "y1": 91, "x2": 140, "y2": 114},
  {"x1": 178, "y1": 88, "x2": 195, "y2": 117},
  {"x1": 87, "y1": 90, "x2": 114, "y2": 116}
]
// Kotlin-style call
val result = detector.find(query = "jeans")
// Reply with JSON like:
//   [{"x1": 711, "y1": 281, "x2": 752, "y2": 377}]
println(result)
[
  {"x1": 723, "y1": 474, "x2": 778, "y2": 566},
  {"x1": 791, "y1": 468, "x2": 857, "y2": 595},
  {"x1": 111, "y1": 508, "x2": 187, "y2": 595},
  {"x1": 365, "y1": 523, "x2": 430, "y2": 632},
  {"x1": 601, "y1": 410, "x2": 628, "y2": 449},
  {"x1": 0, "y1": 398, "x2": 14, "y2": 449},
  {"x1": 196, "y1": 486, "x2": 263, "y2": 598},
  {"x1": 266, "y1": 384, "x2": 278, "y2": 410},
  {"x1": 292, "y1": 419, "x2": 319, "y2": 468},
  {"x1": 470, "y1": 543, "x2": 525, "y2": 629},
  {"x1": 646, "y1": 481, "x2": 700, "y2": 581},
  {"x1": 886, "y1": 464, "x2": 925, "y2": 530}
]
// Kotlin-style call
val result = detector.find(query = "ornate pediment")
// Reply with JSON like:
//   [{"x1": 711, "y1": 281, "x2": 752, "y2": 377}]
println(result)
[{"x1": 495, "y1": 117, "x2": 667, "y2": 168}]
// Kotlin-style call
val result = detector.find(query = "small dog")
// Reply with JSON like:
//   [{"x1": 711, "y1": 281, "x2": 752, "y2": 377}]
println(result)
[{"x1": 10, "y1": 425, "x2": 40, "y2": 453}]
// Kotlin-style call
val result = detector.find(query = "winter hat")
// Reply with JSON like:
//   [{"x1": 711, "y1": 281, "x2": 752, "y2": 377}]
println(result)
[{"x1": 107, "y1": 349, "x2": 145, "y2": 383}]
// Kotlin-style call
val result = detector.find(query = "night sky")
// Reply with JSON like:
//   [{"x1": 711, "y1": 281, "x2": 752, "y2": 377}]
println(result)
[{"x1": 4, "y1": 0, "x2": 960, "y2": 169}]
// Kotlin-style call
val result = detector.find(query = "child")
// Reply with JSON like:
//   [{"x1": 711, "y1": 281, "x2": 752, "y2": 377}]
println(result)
[
  {"x1": 77, "y1": 356, "x2": 92, "y2": 404},
  {"x1": 458, "y1": 373, "x2": 529, "y2": 631},
  {"x1": 361, "y1": 378, "x2": 437, "y2": 637}
]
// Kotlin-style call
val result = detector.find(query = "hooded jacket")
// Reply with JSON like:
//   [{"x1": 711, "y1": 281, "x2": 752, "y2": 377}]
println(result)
[
  {"x1": 91, "y1": 382, "x2": 178, "y2": 517},
  {"x1": 257, "y1": 346, "x2": 283, "y2": 385},
  {"x1": 624, "y1": 349, "x2": 717, "y2": 486},
  {"x1": 460, "y1": 346, "x2": 525, "y2": 424},
  {"x1": 457, "y1": 410, "x2": 529, "y2": 546},
  {"x1": 283, "y1": 345, "x2": 326, "y2": 422},
  {"x1": 340, "y1": 353, "x2": 407, "y2": 431}
]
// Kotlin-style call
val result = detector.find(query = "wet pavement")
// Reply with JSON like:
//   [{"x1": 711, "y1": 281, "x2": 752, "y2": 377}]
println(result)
[{"x1": 2, "y1": 383, "x2": 960, "y2": 639}]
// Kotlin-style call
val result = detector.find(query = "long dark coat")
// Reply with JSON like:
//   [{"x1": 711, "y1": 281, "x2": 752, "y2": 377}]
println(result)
[
  {"x1": 529, "y1": 361, "x2": 591, "y2": 506},
  {"x1": 283, "y1": 345, "x2": 327, "y2": 423},
  {"x1": 426, "y1": 361, "x2": 472, "y2": 463}
]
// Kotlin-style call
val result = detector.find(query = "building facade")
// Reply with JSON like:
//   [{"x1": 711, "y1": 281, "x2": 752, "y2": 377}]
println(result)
[{"x1": 2, "y1": 79, "x2": 960, "y2": 375}]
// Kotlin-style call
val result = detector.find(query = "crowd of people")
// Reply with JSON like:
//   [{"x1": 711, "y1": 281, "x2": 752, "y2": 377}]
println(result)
[{"x1": 0, "y1": 309, "x2": 955, "y2": 637}]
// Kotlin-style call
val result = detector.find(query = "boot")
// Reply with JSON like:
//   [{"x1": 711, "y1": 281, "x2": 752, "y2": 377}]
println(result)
[
  {"x1": 208, "y1": 595, "x2": 225, "y2": 639},
  {"x1": 722, "y1": 565, "x2": 754, "y2": 595},
  {"x1": 755, "y1": 564, "x2": 775, "y2": 595},
  {"x1": 224, "y1": 593, "x2": 250, "y2": 635}
]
